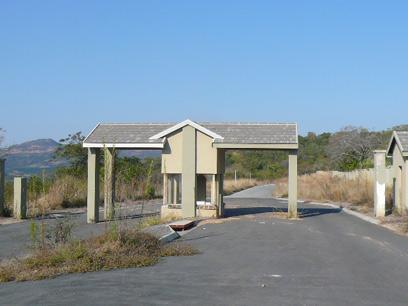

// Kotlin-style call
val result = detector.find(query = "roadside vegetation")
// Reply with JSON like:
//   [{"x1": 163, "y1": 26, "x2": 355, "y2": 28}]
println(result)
[
  {"x1": 273, "y1": 171, "x2": 393, "y2": 212},
  {"x1": 2, "y1": 133, "x2": 163, "y2": 216},
  {"x1": 2, "y1": 125, "x2": 408, "y2": 217},
  {"x1": 225, "y1": 126, "x2": 407, "y2": 181},
  {"x1": 0, "y1": 219, "x2": 198, "y2": 282}
]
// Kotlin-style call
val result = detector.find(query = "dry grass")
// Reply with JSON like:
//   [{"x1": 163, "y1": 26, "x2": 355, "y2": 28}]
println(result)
[
  {"x1": 0, "y1": 228, "x2": 198, "y2": 282},
  {"x1": 223, "y1": 178, "x2": 267, "y2": 195},
  {"x1": 30, "y1": 175, "x2": 87, "y2": 215},
  {"x1": 3, "y1": 175, "x2": 163, "y2": 218},
  {"x1": 273, "y1": 171, "x2": 393, "y2": 209}
]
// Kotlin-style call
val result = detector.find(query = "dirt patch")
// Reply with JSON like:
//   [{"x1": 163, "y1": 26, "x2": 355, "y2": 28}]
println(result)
[
  {"x1": 197, "y1": 217, "x2": 241, "y2": 226},
  {"x1": 380, "y1": 215, "x2": 408, "y2": 236}
]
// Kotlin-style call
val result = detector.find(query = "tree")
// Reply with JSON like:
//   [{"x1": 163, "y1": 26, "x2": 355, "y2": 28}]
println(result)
[
  {"x1": 298, "y1": 132, "x2": 331, "y2": 173},
  {"x1": 54, "y1": 132, "x2": 87, "y2": 176},
  {"x1": 0, "y1": 128, "x2": 5, "y2": 158},
  {"x1": 327, "y1": 126, "x2": 383, "y2": 170}
]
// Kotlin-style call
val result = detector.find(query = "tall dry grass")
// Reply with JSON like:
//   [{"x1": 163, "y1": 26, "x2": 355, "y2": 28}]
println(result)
[
  {"x1": 4, "y1": 174, "x2": 163, "y2": 217},
  {"x1": 29, "y1": 175, "x2": 88, "y2": 215},
  {"x1": 273, "y1": 171, "x2": 392, "y2": 208}
]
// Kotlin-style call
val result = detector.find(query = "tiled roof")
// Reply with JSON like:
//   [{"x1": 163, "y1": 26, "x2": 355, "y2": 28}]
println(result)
[
  {"x1": 84, "y1": 121, "x2": 298, "y2": 145},
  {"x1": 203, "y1": 123, "x2": 297, "y2": 144},
  {"x1": 395, "y1": 131, "x2": 408, "y2": 152},
  {"x1": 85, "y1": 124, "x2": 171, "y2": 144}
]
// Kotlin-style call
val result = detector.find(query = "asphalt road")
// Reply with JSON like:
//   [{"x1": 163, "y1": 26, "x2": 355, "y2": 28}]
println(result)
[
  {"x1": 1, "y1": 186, "x2": 408, "y2": 305},
  {"x1": 225, "y1": 183, "x2": 275, "y2": 198}
]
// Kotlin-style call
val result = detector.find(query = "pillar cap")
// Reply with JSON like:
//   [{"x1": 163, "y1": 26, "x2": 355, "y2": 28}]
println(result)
[{"x1": 373, "y1": 150, "x2": 387, "y2": 153}]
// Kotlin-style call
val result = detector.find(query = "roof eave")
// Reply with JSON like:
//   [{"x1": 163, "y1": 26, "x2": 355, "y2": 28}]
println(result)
[
  {"x1": 149, "y1": 119, "x2": 224, "y2": 140},
  {"x1": 212, "y1": 143, "x2": 298, "y2": 150},
  {"x1": 82, "y1": 142, "x2": 164, "y2": 149}
]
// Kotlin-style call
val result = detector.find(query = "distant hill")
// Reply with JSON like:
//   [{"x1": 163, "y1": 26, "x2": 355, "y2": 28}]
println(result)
[
  {"x1": 1, "y1": 138, "x2": 160, "y2": 178},
  {"x1": 2, "y1": 139, "x2": 66, "y2": 177}
]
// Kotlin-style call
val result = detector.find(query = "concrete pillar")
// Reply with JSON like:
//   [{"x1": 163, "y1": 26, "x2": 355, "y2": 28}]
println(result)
[
  {"x1": 373, "y1": 150, "x2": 386, "y2": 217},
  {"x1": 217, "y1": 174, "x2": 224, "y2": 217},
  {"x1": 0, "y1": 159, "x2": 5, "y2": 216},
  {"x1": 211, "y1": 174, "x2": 216, "y2": 205},
  {"x1": 216, "y1": 149, "x2": 225, "y2": 217},
  {"x1": 14, "y1": 177, "x2": 27, "y2": 219},
  {"x1": 104, "y1": 148, "x2": 116, "y2": 221},
  {"x1": 181, "y1": 125, "x2": 196, "y2": 218},
  {"x1": 163, "y1": 173, "x2": 168, "y2": 205},
  {"x1": 87, "y1": 148, "x2": 100, "y2": 223},
  {"x1": 288, "y1": 150, "x2": 298, "y2": 219}
]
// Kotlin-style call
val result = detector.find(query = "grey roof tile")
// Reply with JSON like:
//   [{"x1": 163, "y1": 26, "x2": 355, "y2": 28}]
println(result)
[
  {"x1": 85, "y1": 124, "x2": 171, "y2": 144},
  {"x1": 395, "y1": 131, "x2": 408, "y2": 152},
  {"x1": 84, "y1": 121, "x2": 298, "y2": 145}
]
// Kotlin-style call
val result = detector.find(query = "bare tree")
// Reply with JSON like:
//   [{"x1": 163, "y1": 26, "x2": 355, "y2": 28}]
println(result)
[{"x1": 327, "y1": 126, "x2": 383, "y2": 169}]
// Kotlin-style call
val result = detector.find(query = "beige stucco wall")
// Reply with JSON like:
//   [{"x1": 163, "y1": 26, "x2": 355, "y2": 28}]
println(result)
[
  {"x1": 196, "y1": 131, "x2": 218, "y2": 174},
  {"x1": 392, "y1": 144, "x2": 405, "y2": 168},
  {"x1": 391, "y1": 143, "x2": 408, "y2": 213},
  {"x1": 161, "y1": 130, "x2": 183, "y2": 173},
  {"x1": 162, "y1": 129, "x2": 222, "y2": 175}
]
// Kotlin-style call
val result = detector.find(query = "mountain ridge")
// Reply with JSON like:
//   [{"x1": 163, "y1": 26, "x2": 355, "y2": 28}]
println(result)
[{"x1": 1, "y1": 138, "x2": 159, "y2": 177}]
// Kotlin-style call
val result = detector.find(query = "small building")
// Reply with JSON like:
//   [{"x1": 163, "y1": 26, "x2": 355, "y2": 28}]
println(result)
[
  {"x1": 386, "y1": 131, "x2": 408, "y2": 214},
  {"x1": 83, "y1": 119, "x2": 299, "y2": 223}
]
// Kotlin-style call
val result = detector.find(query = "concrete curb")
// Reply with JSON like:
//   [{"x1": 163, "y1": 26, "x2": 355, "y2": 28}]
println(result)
[
  {"x1": 158, "y1": 227, "x2": 180, "y2": 243},
  {"x1": 306, "y1": 201, "x2": 381, "y2": 225},
  {"x1": 143, "y1": 224, "x2": 180, "y2": 244},
  {"x1": 273, "y1": 196, "x2": 381, "y2": 225}
]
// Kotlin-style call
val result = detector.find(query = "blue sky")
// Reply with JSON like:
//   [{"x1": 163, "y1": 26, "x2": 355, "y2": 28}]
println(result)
[{"x1": 1, "y1": 1, "x2": 408, "y2": 145}]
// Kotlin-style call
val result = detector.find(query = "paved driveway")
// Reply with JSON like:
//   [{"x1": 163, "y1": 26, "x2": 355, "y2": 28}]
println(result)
[{"x1": 1, "y1": 187, "x2": 408, "y2": 305}]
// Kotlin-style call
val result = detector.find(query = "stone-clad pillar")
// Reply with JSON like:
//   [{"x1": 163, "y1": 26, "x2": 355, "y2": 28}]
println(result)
[
  {"x1": 182, "y1": 125, "x2": 196, "y2": 218},
  {"x1": 87, "y1": 148, "x2": 100, "y2": 223},
  {"x1": 14, "y1": 177, "x2": 27, "y2": 219},
  {"x1": 104, "y1": 148, "x2": 116, "y2": 221},
  {"x1": 0, "y1": 159, "x2": 5, "y2": 216},
  {"x1": 288, "y1": 150, "x2": 298, "y2": 219},
  {"x1": 373, "y1": 150, "x2": 386, "y2": 217}
]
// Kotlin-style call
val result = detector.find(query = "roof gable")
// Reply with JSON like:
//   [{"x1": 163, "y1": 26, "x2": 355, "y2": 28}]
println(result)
[
  {"x1": 387, "y1": 131, "x2": 408, "y2": 156},
  {"x1": 149, "y1": 119, "x2": 224, "y2": 140}
]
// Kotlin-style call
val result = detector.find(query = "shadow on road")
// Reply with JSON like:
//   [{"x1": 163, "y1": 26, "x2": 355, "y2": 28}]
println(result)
[{"x1": 224, "y1": 206, "x2": 342, "y2": 218}]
